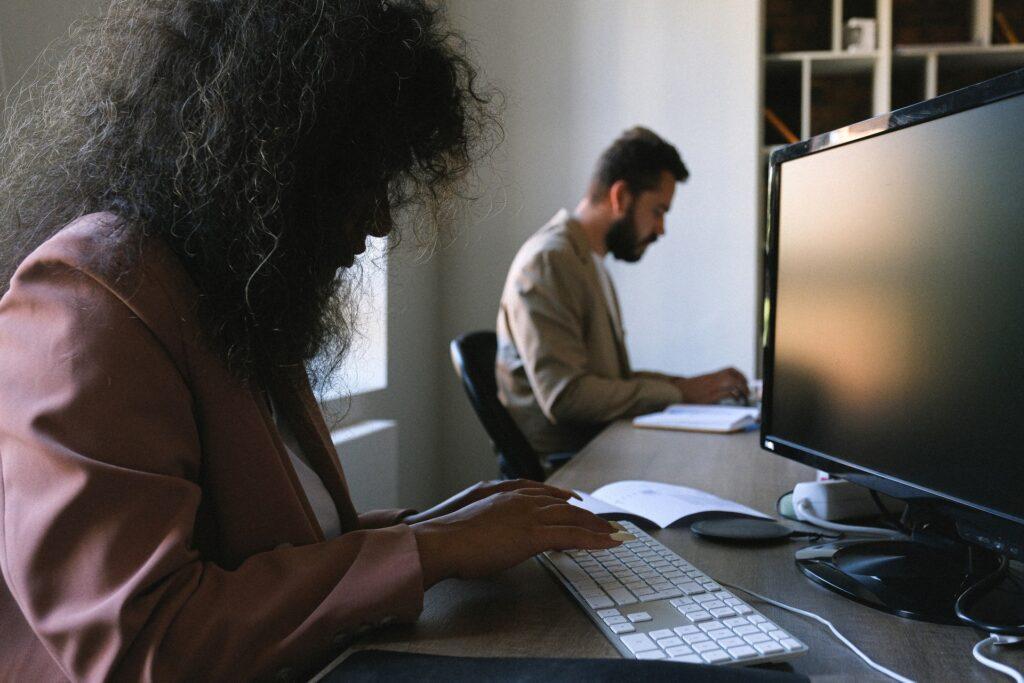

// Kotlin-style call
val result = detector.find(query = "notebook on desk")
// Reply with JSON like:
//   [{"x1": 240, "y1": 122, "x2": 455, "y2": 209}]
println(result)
[{"x1": 633, "y1": 405, "x2": 760, "y2": 434}]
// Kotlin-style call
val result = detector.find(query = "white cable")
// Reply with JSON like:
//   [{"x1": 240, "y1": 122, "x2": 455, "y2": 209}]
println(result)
[
  {"x1": 973, "y1": 635, "x2": 1024, "y2": 682},
  {"x1": 721, "y1": 581, "x2": 914, "y2": 683},
  {"x1": 796, "y1": 499, "x2": 907, "y2": 539}
]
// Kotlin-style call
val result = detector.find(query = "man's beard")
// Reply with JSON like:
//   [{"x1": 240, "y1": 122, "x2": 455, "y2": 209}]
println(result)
[{"x1": 605, "y1": 205, "x2": 653, "y2": 262}]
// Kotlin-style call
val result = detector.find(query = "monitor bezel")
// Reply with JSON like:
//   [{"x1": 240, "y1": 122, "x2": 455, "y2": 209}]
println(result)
[{"x1": 761, "y1": 68, "x2": 1024, "y2": 533}]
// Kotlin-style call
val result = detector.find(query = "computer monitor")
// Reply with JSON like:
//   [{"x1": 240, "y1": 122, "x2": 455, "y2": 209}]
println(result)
[{"x1": 762, "y1": 69, "x2": 1024, "y2": 625}]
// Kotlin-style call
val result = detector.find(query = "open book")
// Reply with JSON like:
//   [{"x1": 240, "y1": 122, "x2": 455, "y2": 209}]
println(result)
[
  {"x1": 632, "y1": 404, "x2": 760, "y2": 434},
  {"x1": 570, "y1": 480, "x2": 770, "y2": 529}
]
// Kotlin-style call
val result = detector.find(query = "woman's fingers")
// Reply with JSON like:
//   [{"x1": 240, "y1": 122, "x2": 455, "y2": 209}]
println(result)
[
  {"x1": 500, "y1": 480, "x2": 580, "y2": 501},
  {"x1": 537, "y1": 525, "x2": 625, "y2": 552},
  {"x1": 534, "y1": 502, "x2": 615, "y2": 533}
]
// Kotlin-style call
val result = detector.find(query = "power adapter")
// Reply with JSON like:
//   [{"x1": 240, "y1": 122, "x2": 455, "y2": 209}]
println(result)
[{"x1": 792, "y1": 479, "x2": 880, "y2": 522}]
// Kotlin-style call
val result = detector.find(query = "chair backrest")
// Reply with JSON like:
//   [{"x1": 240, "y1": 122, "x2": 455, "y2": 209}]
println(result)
[{"x1": 449, "y1": 331, "x2": 546, "y2": 481}]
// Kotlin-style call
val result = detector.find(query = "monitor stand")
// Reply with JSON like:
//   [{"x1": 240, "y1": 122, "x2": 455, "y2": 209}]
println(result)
[{"x1": 795, "y1": 536, "x2": 1003, "y2": 625}]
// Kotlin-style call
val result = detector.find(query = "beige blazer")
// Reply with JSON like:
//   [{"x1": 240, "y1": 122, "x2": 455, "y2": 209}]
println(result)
[
  {"x1": 496, "y1": 210, "x2": 680, "y2": 456},
  {"x1": 0, "y1": 214, "x2": 422, "y2": 681}
]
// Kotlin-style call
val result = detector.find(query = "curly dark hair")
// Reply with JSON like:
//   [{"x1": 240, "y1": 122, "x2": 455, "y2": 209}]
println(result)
[
  {"x1": 588, "y1": 126, "x2": 688, "y2": 201},
  {"x1": 0, "y1": 0, "x2": 499, "y2": 386}
]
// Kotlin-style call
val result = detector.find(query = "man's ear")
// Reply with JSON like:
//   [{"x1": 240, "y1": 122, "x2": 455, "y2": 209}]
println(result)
[{"x1": 609, "y1": 180, "x2": 633, "y2": 217}]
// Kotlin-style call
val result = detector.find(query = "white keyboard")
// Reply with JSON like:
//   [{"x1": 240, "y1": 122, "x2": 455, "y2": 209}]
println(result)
[{"x1": 539, "y1": 521, "x2": 808, "y2": 665}]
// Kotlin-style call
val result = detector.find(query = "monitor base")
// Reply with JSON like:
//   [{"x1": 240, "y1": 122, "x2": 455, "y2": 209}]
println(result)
[{"x1": 795, "y1": 538, "x2": 1001, "y2": 625}]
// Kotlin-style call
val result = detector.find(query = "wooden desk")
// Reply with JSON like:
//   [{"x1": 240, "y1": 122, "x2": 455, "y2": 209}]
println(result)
[{"x1": 355, "y1": 421, "x2": 1023, "y2": 681}]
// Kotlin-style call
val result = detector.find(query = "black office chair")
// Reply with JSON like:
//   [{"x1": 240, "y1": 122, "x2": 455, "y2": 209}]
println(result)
[{"x1": 449, "y1": 331, "x2": 546, "y2": 482}]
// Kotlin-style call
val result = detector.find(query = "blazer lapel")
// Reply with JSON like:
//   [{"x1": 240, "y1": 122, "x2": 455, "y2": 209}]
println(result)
[{"x1": 267, "y1": 367, "x2": 361, "y2": 534}]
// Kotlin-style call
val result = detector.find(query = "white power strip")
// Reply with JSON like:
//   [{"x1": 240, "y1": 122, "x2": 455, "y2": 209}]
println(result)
[{"x1": 792, "y1": 479, "x2": 880, "y2": 521}]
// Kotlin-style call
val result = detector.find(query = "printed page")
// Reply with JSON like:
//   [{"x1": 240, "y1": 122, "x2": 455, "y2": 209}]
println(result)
[
  {"x1": 589, "y1": 480, "x2": 770, "y2": 529},
  {"x1": 569, "y1": 489, "x2": 656, "y2": 526}
]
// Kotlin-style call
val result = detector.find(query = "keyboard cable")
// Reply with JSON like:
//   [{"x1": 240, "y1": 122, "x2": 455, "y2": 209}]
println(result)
[{"x1": 719, "y1": 581, "x2": 913, "y2": 683}]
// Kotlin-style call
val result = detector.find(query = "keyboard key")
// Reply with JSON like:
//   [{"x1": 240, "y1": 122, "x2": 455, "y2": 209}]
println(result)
[
  {"x1": 635, "y1": 650, "x2": 666, "y2": 660},
  {"x1": 768, "y1": 630, "x2": 789, "y2": 641},
  {"x1": 701, "y1": 649, "x2": 732, "y2": 664},
  {"x1": 649, "y1": 629, "x2": 675, "y2": 640},
  {"x1": 723, "y1": 617, "x2": 748, "y2": 628},
  {"x1": 710, "y1": 607, "x2": 736, "y2": 619},
  {"x1": 717, "y1": 637, "x2": 745, "y2": 649},
  {"x1": 686, "y1": 611, "x2": 713, "y2": 623},
  {"x1": 596, "y1": 608, "x2": 619, "y2": 618},
  {"x1": 608, "y1": 589, "x2": 638, "y2": 606},
  {"x1": 698, "y1": 620, "x2": 725, "y2": 632},
  {"x1": 619, "y1": 633, "x2": 658, "y2": 654},
  {"x1": 656, "y1": 637, "x2": 684, "y2": 648},
  {"x1": 759, "y1": 622, "x2": 778, "y2": 633},
  {"x1": 666, "y1": 645, "x2": 695, "y2": 657},
  {"x1": 702, "y1": 600, "x2": 726, "y2": 610},
  {"x1": 683, "y1": 632, "x2": 710, "y2": 645},
  {"x1": 693, "y1": 641, "x2": 719, "y2": 653},
  {"x1": 679, "y1": 582, "x2": 705, "y2": 595},
  {"x1": 585, "y1": 595, "x2": 614, "y2": 609},
  {"x1": 754, "y1": 641, "x2": 786, "y2": 656},
  {"x1": 749, "y1": 615, "x2": 767, "y2": 624},
  {"x1": 680, "y1": 603, "x2": 706, "y2": 614},
  {"x1": 609, "y1": 623, "x2": 635, "y2": 634},
  {"x1": 744, "y1": 633, "x2": 771, "y2": 645},
  {"x1": 733, "y1": 625, "x2": 759, "y2": 636},
  {"x1": 728, "y1": 645, "x2": 759, "y2": 659},
  {"x1": 604, "y1": 615, "x2": 627, "y2": 625},
  {"x1": 627, "y1": 611, "x2": 652, "y2": 623},
  {"x1": 673, "y1": 625, "x2": 700, "y2": 636},
  {"x1": 693, "y1": 593, "x2": 718, "y2": 604},
  {"x1": 781, "y1": 638, "x2": 804, "y2": 651},
  {"x1": 707, "y1": 629, "x2": 733, "y2": 640},
  {"x1": 734, "y1": 604, "x2": 754, "y2": 615}
]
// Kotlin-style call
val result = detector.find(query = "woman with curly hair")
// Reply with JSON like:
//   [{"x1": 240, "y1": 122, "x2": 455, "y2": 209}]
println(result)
[{"x1": 0, "y1": 1, "x2": 624, "y2": 679}]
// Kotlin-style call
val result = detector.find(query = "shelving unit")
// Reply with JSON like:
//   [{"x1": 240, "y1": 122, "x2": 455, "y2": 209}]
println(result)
[{"x1": 762, "y1": 0, "x2": 1024, "y2": 152}]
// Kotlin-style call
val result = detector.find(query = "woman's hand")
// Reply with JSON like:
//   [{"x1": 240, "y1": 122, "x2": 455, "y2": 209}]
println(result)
[
  {"x1": 403, "y1": 479, "x2": 580, "y2": 525},
  {"x1": 411, "y1": 488, "x2": 630, "y2": 588}
]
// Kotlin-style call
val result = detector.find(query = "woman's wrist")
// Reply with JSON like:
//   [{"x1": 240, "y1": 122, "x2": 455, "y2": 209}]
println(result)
[{"x1": 411, "y1": 521, "x2": 455, "y2": 589}]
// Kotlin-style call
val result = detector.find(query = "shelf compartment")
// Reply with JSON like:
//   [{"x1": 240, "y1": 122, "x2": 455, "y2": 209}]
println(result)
[
  {"x1": 766, "y1": 0, "x2": 832, "y2": 53},
  {"x1": 892, "y1": 55, "x2": 928, "y2": 109},
  {"x1": 937, "y1": 50, "x2": 1024, "y2": 94},
  {"x1": 893, "y1": 0, "x2": 973, "y2": 47},
  {"x1": 992, "y1": 0, "x2": 1024, "y2": 46},
  {"x1": 764, "y1": 59, "x2": 803, "y2": 145},
  {"x1": 810, "y1": 61, "x2": 873, "y2": 136}
]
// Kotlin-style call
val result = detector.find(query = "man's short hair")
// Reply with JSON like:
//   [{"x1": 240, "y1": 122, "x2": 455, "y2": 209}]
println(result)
[{"x1": 589, "y1": 126, "x2": 688, "y2": 201}]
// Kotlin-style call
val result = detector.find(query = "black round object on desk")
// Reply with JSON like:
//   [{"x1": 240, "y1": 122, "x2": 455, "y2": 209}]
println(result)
[{"x1": 690, "y1": 518, "x2": 793, "y2": 543}]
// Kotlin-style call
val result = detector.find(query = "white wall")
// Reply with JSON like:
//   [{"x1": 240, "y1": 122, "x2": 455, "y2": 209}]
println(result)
[{"x1": 441, "y1": 0, "x2": 762, "y2": 488}]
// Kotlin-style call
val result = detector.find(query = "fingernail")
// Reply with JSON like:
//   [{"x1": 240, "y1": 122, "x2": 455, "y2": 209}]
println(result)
[
  {"x1": 608, "y1": 521, "x2": 626, "y2": 531},
  {"x1": 610, "y1": 531, "x2": 636, "y2": 542}
]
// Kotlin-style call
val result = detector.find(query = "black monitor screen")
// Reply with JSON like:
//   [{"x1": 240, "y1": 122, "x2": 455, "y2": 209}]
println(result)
[{"x1": 769, "y1": 90, "x2": 1024, "y2": 525}]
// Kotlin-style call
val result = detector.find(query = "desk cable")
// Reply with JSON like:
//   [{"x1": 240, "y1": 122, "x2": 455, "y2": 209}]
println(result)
[
  {"x1": 794, "y1": 499, "x2": 907, "y2": 540},
  {"x1": 955, "y1": 555, "x2": 1024, "y2": 681},
  {"x1": 719, "y1": 581, "x2": 913, "y2": 683}
]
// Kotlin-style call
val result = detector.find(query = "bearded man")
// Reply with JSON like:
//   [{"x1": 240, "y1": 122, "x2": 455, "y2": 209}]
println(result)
[{"x1": 496, "y1": 127, "x2": 750, "y2": 462}]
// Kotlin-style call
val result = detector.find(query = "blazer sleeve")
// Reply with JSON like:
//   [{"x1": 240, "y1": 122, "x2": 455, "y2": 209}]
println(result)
[
  {"x1": 506, "y1": 248, "x2": 681, "y2": 425},
  {"x1": 0, "y1": 259, "x2": 424, "y2": 681}
]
